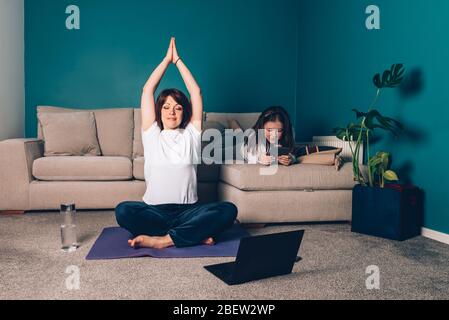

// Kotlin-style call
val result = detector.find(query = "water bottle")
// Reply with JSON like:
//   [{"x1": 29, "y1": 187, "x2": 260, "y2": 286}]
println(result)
[{"x1": 60, "y1": 203, "x2": 79, "y2": 252}]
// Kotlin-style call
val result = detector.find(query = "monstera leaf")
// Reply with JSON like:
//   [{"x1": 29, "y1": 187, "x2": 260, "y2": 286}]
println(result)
[
  {"x1": 334, "y1": 123, "x2": 368, "y2": 141},
  {"x1": 351, "y1": 109, "x2": 403, "y2": 136},
  {"x1": 373, "y1": 64, "x2": 405, "y2": 89}
]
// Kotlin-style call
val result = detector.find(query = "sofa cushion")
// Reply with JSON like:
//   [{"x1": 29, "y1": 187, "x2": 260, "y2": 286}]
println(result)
[
  {"x1": 33, "y1": 156, "x2": 132, "y2": 181},
  {"x1": 203, "y1": 120, "x2": 226, "y2": 134},
  {"x1": 204, "y1": 112, "x2": 261, "y2": 130},
  {"x1": 37, "y1": 106, "x2": 134, "y2": 158},
  {"x1": 93, "y1": 108, "x2": 134, "y2": 158},
  {"x1": 133, "y1": 157, "x2": 220, "y2": 182},
  {"x1": 227, "y1": 119, "x2": 243, "y2": 130},
  {"x1": 38, "y1": 111, "x2": 102, "y2": 156},
  {"x1": 133, "y1": 109, "x2": 144, "y2": 158},
  {"x1": 218, "y1": 183, "x2": 352, "y2": 223},
  {"x1": 133, "y1": 157, "x2": 145, "y2": 180},
  {"x1": 220, "y1": 162, "x2": 357, "y2": 191}
]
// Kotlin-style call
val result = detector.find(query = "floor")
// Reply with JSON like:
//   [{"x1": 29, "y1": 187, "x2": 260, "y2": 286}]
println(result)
[{"x1": 1, "y1": 210, "x2": 448, "y2": 300}]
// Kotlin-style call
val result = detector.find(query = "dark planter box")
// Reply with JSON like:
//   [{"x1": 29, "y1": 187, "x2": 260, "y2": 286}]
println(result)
[{"x1": 351, "y1": 184, "x2": 423, "y2": 241}]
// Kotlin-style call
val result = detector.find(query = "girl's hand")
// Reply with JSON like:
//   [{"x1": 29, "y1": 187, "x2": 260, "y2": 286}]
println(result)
[
  {"x1": 165, "y1": 37, "x2": 174, "y2": 63},
  {"x1": 258, "y1": 154, "x2": 273, "y2": 166},
  {"x1": 278, "y1": 155, "x2": 293, "y2": 166},
  {"x1": 335, "y1": 155, "x2": 344, "y2": 171},
  {"x1": 172, "y1": 37, "x2": 180, "y2": 64}
]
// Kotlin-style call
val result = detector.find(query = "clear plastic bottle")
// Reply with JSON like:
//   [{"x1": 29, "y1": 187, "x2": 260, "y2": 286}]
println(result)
[{"x1": 60, "y1": 203, "x2": 79, "y2": 252}]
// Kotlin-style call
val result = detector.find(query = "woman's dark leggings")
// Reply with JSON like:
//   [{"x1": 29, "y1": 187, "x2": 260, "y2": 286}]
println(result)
[{"x1": 114, "y1": 201, "x2": 238, "y2": 248}]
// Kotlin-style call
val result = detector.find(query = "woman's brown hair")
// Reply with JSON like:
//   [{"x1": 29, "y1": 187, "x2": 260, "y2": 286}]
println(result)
[{"x1": 155, "y1": 88, "x2": 192, "y2": 129}]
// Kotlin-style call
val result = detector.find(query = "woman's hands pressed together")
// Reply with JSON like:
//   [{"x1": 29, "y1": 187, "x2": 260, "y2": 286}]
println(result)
[
  {"x1": 172, "y1": 38, "x2": 181, "y2": 64},
  {"x1": 164, "y1": 37, "x2": 181, "y2": 65},
  {"x1": 165, "y1": 37, "x2": 174, "y2": 63}
]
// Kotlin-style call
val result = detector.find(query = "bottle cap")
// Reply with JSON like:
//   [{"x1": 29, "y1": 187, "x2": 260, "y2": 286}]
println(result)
[{"x1": 61, "y1": 203, "x2": 76, "y2": 211}]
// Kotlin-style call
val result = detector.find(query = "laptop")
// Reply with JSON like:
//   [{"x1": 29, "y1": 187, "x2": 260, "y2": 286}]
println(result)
[{"x1": 204, "y1": 229, "x2": 304, "y2": 285}]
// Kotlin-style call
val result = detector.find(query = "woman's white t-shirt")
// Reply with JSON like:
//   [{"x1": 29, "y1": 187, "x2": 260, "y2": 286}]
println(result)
[{"x1": 141, "y1": 122, "x2": 201, "y2": 205}]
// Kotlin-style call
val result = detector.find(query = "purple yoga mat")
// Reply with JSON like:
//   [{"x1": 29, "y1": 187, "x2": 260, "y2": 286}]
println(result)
[{"x1": 85, "y1": 224, "x2": 249, "y2": 260}]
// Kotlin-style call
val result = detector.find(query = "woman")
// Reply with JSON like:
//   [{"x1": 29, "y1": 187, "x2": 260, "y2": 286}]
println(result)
[{"x1": 115, "y1": 37, "x2": 237, "y2": 249}]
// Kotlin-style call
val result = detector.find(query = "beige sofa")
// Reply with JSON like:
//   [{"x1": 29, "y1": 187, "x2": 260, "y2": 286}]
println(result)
[{"x1": 0, "y1": 106, "x2": 358, "y2": 223}]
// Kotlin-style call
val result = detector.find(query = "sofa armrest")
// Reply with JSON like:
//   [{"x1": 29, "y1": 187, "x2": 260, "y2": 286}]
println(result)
[{"x1": 0, "y1": 139, "x2": 44, "y2": 210}]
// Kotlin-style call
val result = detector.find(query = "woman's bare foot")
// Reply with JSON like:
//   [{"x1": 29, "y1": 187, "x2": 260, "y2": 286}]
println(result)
[
  {"x1": 128, "y1": 234, "x2": 174, "y2": 249},
  {"x1": 202, "y1": 237, "x2": 215, "y2": 246}
]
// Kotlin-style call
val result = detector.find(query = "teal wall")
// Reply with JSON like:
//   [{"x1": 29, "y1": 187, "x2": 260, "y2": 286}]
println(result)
[
  {"x1": 25, "y1": 0, "x2": 299, "y2": 138},
  {"x1": 297, "y1": 0, "x2": 449, "y2": 234},
  {"x1": 25, "y1": 0, "x2": 449, "y2": 235}
]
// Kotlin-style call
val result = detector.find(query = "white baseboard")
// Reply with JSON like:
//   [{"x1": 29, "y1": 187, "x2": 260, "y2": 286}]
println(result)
[{"x1": 421, "y1": 227, "x2": 449, "y2": 245}]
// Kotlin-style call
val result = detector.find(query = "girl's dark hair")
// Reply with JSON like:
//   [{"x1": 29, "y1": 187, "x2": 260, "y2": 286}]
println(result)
[
  {"x1": 155, "y1": 88, "x2": 192, "y2": 129},
  {"x1": 251, "y1": 106, "x2": 295, "y2": 152}
]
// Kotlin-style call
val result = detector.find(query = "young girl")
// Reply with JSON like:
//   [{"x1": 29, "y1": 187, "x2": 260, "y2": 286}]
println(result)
[
  {"x1": 242, "y1": 106, "x2": 297, "y2": 166},
  {"x1": 115, "y1": 38, "x2": 237, "y2": 249},
  {"x1": 242, "y1": 106, "x2": 343, "y2": 170}
]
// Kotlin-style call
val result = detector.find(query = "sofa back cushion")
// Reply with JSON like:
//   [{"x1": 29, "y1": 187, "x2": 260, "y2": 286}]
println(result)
[
  {"x1": 38, "y1": 111, "x2": 102, "y2": 156},
  {"x1": 37, "y1": 106, "x2": 134, "y2": 158},
  {"x1": 204, "y1": 112, "x2": 261, "y2": 130},
  {"x1": 133, "y1": 109, "x2": 143, "y2": 158}
]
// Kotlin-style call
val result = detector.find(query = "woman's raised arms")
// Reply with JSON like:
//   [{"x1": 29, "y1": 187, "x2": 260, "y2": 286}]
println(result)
[
  {"x1": 172, "y1": 38, "x2": 203, "y2": 132},
  {"x1": 140, "y1": 38, "x2": 174, "y2": 131}
]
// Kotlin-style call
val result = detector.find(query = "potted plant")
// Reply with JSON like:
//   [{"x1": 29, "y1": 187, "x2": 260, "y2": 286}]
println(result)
[{"x1": 334, "y1": 64, "x2": 423, "y2": 241}]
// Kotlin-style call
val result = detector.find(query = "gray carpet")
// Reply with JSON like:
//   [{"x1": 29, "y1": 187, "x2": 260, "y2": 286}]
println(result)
[{"x1": 1, "y1": 210, "x2": 448, "y2": 300}]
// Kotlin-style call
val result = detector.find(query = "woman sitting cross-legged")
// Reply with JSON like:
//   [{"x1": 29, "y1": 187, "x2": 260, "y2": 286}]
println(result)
[{"x1": 115, "y1": 37, "x2": 237, "y2": 249}]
